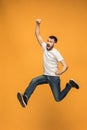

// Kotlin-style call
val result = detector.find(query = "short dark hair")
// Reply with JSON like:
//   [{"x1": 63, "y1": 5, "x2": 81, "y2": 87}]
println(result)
[{"x1": 49, "y1": 35, "x2": 58, "y2": 43}]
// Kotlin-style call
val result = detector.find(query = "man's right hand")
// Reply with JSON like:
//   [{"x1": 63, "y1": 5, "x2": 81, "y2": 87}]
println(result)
[{"x1": 36, "y1": 19, "x2": 41, "y2": 25}]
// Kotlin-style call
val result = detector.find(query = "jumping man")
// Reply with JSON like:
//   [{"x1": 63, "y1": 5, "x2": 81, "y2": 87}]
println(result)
[{"x1": 17, "y1": 19, "x2": 79, "y2": 108}]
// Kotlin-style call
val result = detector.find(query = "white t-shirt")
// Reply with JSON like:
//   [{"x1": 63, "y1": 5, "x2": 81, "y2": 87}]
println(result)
[{"x1": 41, "y1": 42, "x2": 64, "y2": 76}]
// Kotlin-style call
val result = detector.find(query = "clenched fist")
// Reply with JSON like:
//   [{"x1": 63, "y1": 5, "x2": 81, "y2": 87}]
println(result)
[{"x1": 36, "y1": 19, "x2": 41, "y2": 24}]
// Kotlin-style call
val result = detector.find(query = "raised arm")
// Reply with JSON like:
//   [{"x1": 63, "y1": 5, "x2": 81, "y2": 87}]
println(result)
[{"x1": 35, "y1": 19, "x2": 44, "y2": 46}]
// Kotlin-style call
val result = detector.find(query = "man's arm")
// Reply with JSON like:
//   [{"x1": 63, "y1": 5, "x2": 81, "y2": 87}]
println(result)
[
  {"x1": 35, "y1": 19, "x2": 44, "y2": 46},
  {"x1": 55, "y1": 59, "x2": 68, "y2": 76}
]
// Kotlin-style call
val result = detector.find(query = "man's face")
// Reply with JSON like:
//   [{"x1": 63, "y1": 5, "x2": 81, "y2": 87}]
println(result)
[{"x1": 46, "y1": 38, "x2": 55, "y2": 51}]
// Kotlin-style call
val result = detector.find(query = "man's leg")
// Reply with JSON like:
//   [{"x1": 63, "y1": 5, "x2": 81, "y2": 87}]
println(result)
[
  {"x1": 48, "y1": 76, "x2": 71, "y2": 102},
  {"x1": 17, "y1": 75, "x2": 48, "y2": 107},
  {"x1": 24, "y1": 75, "x2": 48, "y2": 99}
]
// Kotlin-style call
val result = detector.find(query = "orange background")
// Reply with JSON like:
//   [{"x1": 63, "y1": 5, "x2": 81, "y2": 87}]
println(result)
[{"x1": 0, "y1": 0, "x2": 87, "y2": 130}]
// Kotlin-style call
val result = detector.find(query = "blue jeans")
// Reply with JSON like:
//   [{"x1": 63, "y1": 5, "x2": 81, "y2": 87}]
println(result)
[{"x1": 24, "y1": 75, "x2": 71, "y2": 102}]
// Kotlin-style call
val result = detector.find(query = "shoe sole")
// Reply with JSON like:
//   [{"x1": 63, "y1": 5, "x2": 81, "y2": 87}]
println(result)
[
  {"x1": 70, "y1": 79, "x2": 79, "y2": 89},
  {"x1": 17, "y1": 92, "x2": 26, "y2": 108}
]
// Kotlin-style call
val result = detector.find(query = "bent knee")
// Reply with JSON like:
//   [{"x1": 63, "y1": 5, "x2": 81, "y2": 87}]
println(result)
[
  {"x1": 31, "y1": 78, "x2": 37, "y2": 83},
  {"x1": 54, "y1": 97, "x2": 62, "y2": 102}
]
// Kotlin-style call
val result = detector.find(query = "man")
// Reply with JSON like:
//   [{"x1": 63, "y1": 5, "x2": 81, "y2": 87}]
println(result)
[{"x1": 17, "y1": 19, "x2": 79, "y2": 108}]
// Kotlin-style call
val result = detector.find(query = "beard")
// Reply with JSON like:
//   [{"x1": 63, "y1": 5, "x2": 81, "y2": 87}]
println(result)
[{"x1": 46, "y1": 44, "x2": 54, "y2": 51}]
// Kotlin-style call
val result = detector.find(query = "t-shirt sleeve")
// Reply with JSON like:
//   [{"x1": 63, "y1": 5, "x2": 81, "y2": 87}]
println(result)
[
  {"x1": 56, "y1": 50, "x2": 64, "y2": 61},
  {"x1": 41, "y1": 42, "x2": 46, "y2": 50}
]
